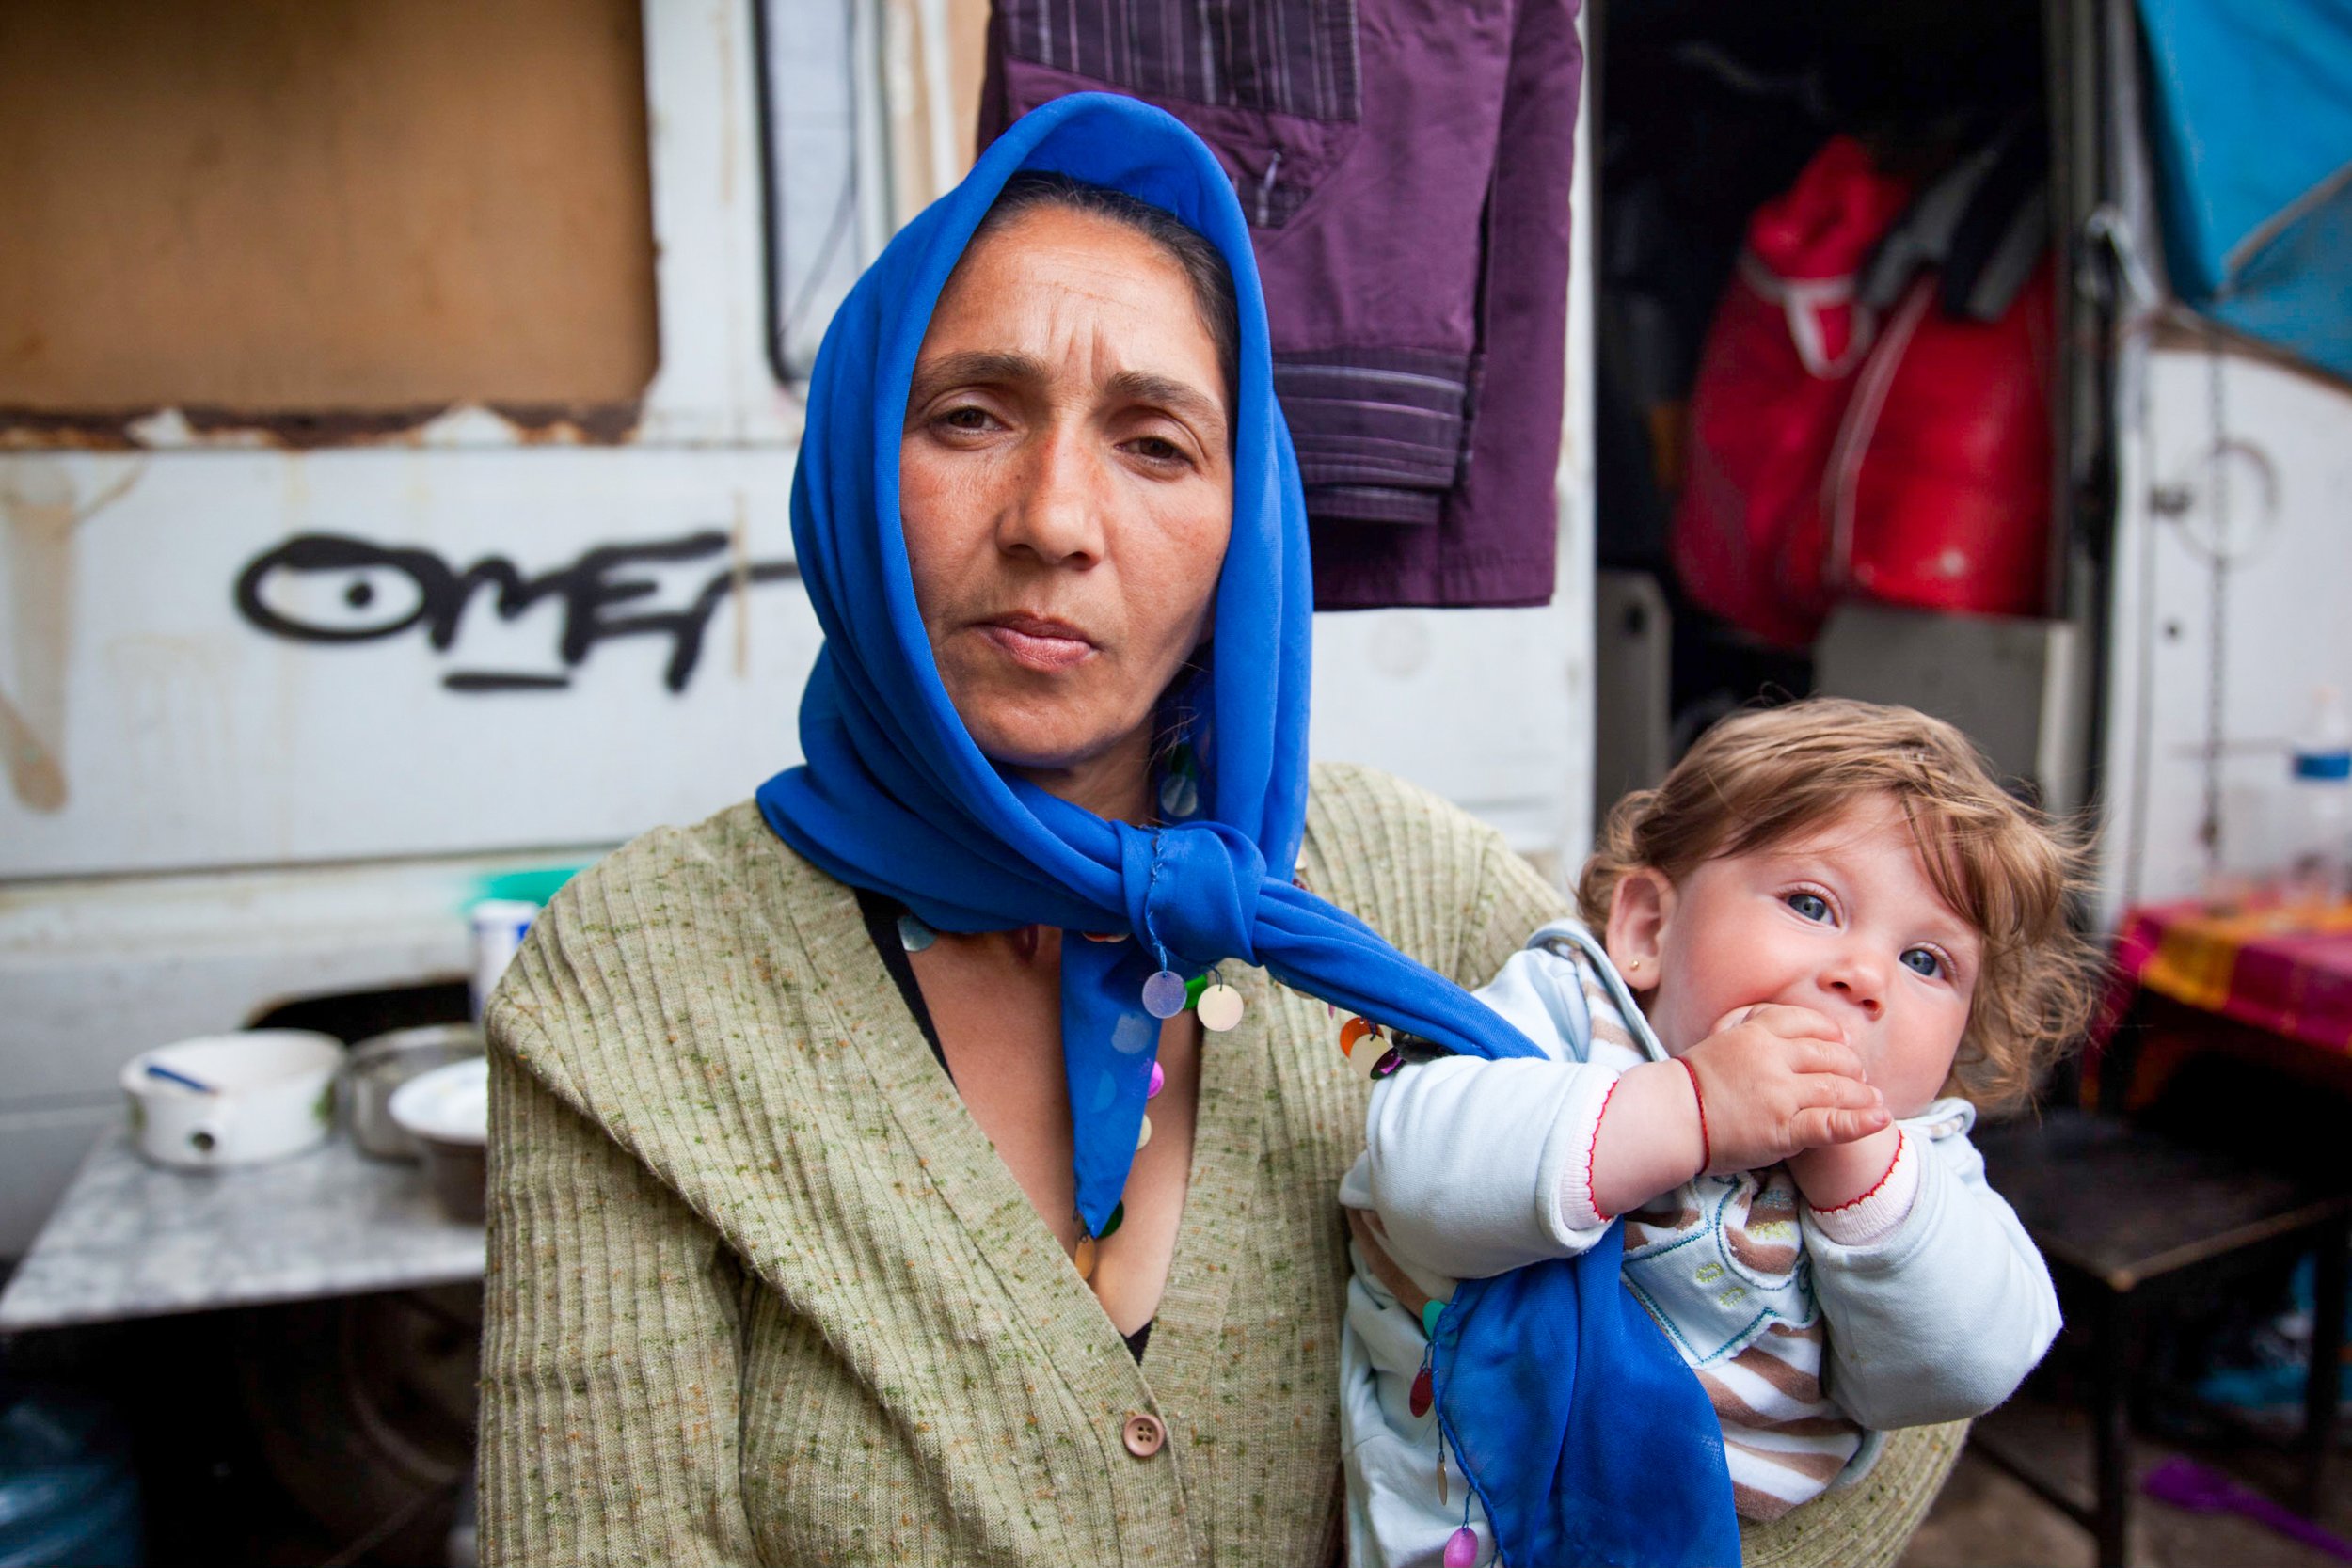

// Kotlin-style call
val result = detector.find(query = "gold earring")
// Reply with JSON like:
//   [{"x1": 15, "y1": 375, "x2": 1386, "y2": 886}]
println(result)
[{"x1": 1629, "y1": 958, "x2": 1643, "y2": 973}]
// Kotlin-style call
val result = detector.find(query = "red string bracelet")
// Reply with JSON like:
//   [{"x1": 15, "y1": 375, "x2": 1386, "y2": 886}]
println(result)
[{"x1": 1676, "y1": 1056, "x2": 1710, "y2": 1173}]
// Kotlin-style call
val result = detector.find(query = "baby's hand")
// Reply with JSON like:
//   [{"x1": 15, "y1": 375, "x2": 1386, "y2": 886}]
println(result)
[{"x1": 1680, "y1": 1005, "x2": 1888, "y2": 1175}]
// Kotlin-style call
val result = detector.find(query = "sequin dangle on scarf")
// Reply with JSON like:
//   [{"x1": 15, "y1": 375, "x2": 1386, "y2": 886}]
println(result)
[
  {"x1": 1339, "y1": 1015, "x2": 1403, "y2": 1081},
  {"x1": 1197, "y1": 967, "x2": 1245, "y2": 1033},
  {"x1": 1141, "y1": 968, "x2": 1188, "y2": 1019},
  {"x1": 897, "y1": 912, "x2": 936, "y2": 953},
  {"x1": 1157, "y1": 752, "x2": 1201, "y2": 821},
  {"x1": 1137, "y1": 827, "x2": 1191, "y2": 1020},
  {"x1": 1157, "y1": 728, "x2": 1204, "y2": 824},
  {"x1": 1444, "y1": 1466, "x2": 1480, "y2": 1568},
  {"x1": 1392, "y1": 1083, "x2": 1478, "y2": 1566},
  {"x1": 1138, "y1": 827, "x2": 1195, "y2": 1024},
  {"x1": 1073, "y1": 1196, "x2": 1131, "y2": 1279},
  {"x1": 1179, "y1": 963, "x2": 1246, "y2": 1033}
]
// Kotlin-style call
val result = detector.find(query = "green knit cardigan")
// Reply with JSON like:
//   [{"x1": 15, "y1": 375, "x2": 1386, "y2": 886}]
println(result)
[{"x1": 479, "y1": 762, "x2": 1960, "y2": 1566}]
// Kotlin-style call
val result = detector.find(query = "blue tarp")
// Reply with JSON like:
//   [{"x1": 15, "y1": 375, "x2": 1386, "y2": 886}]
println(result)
[{"x1": 2138, "y1": 0, "x2": 2352, "y2": 384}]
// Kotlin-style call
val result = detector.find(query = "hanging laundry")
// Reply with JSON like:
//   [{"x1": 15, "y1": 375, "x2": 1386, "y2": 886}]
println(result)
[{"x1": 978, "y1": 0, "x2": 1584, "y2": 609}]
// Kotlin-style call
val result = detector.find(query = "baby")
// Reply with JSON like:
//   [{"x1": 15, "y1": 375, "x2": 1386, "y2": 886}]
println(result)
[{"x1": 1339, "y1": 698, "x2": 2101, "y2": 1564}]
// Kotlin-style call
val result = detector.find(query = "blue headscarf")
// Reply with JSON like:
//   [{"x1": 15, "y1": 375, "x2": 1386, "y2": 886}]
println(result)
[{"x1": 755, "y1": 92, "x2": 1737, "y2": 1567}]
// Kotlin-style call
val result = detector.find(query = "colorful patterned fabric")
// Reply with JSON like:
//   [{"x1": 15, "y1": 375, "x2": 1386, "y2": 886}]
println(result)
[{"x1": 2107, "y1": 899, "x2": 2352, "y2": 1054}]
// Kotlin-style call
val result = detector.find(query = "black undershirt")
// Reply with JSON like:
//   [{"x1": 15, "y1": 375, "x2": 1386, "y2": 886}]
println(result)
[{"x1": 854, "y1": 887, "x2": 1154, "y2": 1366}]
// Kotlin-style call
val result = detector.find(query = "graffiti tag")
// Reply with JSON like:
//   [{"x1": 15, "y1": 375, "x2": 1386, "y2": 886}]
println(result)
[{"x1": 232, "y1": 531, "x2": 799, "y2": 693}]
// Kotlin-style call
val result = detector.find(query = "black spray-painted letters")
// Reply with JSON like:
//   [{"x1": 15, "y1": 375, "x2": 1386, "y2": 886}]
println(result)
[{"x1": 232, "y1": 531, "x2": 800, "y2": 693}]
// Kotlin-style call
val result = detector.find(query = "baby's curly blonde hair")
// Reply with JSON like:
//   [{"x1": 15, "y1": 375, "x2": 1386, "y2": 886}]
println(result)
[{"x1": 1576, "y1": 698, "x2": 2103, "y2": 1110}]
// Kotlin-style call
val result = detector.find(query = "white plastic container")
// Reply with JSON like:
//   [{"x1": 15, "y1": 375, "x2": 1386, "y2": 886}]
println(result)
[
  {"x1": 2285, "y1": 687, "x2": 2352, "y2": 907},
  {"x1": 469, "y1": 899, "x2": 540, "y2": 1020},
  {"x1": 120, "y1": 1031, "x2": 344, "y2": 1169}
]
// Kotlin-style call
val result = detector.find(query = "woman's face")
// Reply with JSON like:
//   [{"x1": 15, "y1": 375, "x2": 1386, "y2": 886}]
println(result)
[{"x1": 900, "y1": 202, "x2": 1233, "y2": 782}]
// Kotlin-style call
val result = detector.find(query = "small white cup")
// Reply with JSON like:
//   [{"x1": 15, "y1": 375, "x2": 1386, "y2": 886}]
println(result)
[{"x1": 469, "y1": 899, "x2": 540, "y2": 1020}]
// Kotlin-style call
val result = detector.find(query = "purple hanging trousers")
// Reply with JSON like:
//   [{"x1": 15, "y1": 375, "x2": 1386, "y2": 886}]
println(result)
[{"x1": 979, "y1": 0, "x2": 1583, "y2": 609}]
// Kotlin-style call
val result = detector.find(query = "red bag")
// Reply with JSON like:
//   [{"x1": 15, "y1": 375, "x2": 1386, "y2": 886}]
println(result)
[
  {"x1": 1671, "y1": 137, "x2": 2054, "y2": 647},
  {"x1": 1824, "y1": 260, "x2": 2056, "y2": 619}
]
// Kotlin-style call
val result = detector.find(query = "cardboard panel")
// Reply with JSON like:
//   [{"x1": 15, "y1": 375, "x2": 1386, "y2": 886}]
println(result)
[{"x1": 0, "y1": 0, "x2": 657, "y2": 413}]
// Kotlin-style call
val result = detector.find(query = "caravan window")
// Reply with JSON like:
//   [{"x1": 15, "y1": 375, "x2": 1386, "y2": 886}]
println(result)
[
  {"x1": 759, "y1": 0, "x2": 992, "y2": 381},
  {"x1": 763, "y1": 0, "x2": 870, "y2": 380}
]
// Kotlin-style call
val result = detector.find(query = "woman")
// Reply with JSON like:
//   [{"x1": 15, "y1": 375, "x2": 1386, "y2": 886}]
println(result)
[{"x1": 478, "y1": 94, "x2": 1959, "y2": 1565}]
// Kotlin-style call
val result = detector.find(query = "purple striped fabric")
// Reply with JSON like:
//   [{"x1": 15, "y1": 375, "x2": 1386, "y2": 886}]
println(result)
[
  {"x1": 1003, "y1": 0, "x2": 1360, "y2": 131},
  {"x1": 1278, "y1": 347, "x2": 1470, "y2": 524}
]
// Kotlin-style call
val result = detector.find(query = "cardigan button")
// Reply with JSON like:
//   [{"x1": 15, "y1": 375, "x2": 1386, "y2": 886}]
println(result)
[{"x1": 1122, "y1": 1412, "x2": 1166, "y2": 1458}]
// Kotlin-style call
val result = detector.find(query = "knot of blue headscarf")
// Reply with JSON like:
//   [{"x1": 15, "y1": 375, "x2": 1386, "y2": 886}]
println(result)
[
  {"x1": 754, "y1": 91, "x2": 1737, "y2": 1568},
  {"x1": 1118, "y1": 819, "x2": 1264, "y2": 965}
]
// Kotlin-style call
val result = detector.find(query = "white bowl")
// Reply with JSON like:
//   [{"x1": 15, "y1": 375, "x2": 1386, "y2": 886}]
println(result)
[
  {"x1": 121, "y1": 1031, "x2": 344, "y2": 1169},
  {"x1": 387, "y1": 1056, "x2": 489, "y2": 1147}
]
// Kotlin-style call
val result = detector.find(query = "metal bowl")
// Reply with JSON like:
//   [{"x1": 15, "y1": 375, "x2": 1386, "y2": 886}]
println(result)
[
  {"x1": 342, "y1": 1024, "x2": 484, "y2": 1161},
  {"x1": 388, "y1": 1056, "x2": 491, "y2": 1224}
]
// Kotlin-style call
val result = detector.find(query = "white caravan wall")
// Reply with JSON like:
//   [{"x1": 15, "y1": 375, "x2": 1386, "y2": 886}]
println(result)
[{"x1": 2099, "y1": 345, "x2": 2352, "y2": 918}]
